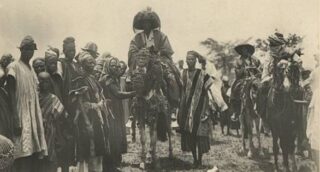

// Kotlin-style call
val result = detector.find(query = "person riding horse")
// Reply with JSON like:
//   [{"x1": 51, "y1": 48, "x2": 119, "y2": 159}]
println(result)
[
  {"x1": 128, "y1": 7, "x2": 182, "y2": 109},
  {"x1": 230, "y1": 44, "x2": 261, "y2": 129}
]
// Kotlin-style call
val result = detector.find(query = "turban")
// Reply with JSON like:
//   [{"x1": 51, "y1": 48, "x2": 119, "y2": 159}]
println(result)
[
  {"x1": 45, "y1": 48, "x2": 58, "y2": 62},
  {"x1": 78, "y1": 51, "x2": 93, "y2": 64},
  {"x1": 18, "y1": 35, "x2": 37, "y2": 50},
  {"x1": 63, "y1": 37, "x2": 75, "y2": 51}
]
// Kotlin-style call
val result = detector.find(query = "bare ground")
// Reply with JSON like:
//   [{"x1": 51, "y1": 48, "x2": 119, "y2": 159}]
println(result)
[{"x1": 120, "y1": 125, "x2": 317, "y2": 172}]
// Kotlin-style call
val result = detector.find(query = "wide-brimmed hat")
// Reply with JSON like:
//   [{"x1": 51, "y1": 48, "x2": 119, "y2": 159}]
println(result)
[
  {"x1": 82, "y1": 42, "x2": 99, "y2": 56},
  {"x1": 133, "y1": 7, "x2": 161, "y2": 30},
  {"x1": 234, "y1": 44, "x2": 255, "y2": 57},
  {"x1": 18, "y1": 35, "x2": 37, "y2": 50}
]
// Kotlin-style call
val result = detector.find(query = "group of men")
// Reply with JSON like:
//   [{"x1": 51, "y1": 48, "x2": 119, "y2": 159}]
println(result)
[{"x1": 0, "y1": 7, "x2": 318, "y2": 172}]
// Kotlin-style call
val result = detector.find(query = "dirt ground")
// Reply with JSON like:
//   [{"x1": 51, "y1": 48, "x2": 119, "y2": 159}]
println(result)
[{"x1": 120, "y1": 124, "x2": 317, "y2": 172}]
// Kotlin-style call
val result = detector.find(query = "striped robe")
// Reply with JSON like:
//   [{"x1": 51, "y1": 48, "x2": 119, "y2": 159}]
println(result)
[{"x1": 178, "y1": 69, "x2": 214, "y2": 153}]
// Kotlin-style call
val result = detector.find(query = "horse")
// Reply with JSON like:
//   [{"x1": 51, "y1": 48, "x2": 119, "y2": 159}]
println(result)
[
  {"x1": 130, "y1": 49, "x2": 182, "y2": 168},
  {"x1": 266, "y1": 56, "x2": 303, "y2": 172},
  {"x1": 239, "y1": 76, "x2": 264, "y2": 158}
]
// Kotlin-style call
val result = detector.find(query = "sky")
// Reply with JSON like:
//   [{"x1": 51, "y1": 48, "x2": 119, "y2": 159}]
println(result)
[{"x1": 0, "y1": 0, "x2": 319, "y2": 68}]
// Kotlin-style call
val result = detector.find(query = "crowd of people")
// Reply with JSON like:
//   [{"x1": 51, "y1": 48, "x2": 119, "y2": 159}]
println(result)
[{"x1": 0, "y1": 7, "x2": 319, "y2": 172}]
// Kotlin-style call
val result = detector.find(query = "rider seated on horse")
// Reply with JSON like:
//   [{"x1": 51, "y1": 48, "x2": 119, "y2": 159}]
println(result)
[{"x1": 230, "y1": 44, "x2": 261, "y2": 127}]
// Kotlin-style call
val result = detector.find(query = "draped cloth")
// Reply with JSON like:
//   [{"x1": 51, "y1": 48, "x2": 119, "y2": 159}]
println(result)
[
  {"x1": 307, "y1": 66, "x2": 320, "y2": 151},
  {"x1": 7, "y1": 60, "x2": 47, "y2": 158},
  {"x1": 178, "y1": 69, "x2": 214, "y2": 153},
  {"x1": 39, "y1": 93, "x2": 64, "y2": 162},
  {"x1": 72, "y1": 75, "x2": 109, "y2": 161}
]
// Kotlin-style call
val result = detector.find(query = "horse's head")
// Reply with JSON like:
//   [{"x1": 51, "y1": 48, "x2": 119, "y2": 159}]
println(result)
[
  {"x1": 136, "y1": 48, "x2": 152, "y2": 68},
  {"x1": 274, "y1": 53, "x2": 301, "y2": 90}
]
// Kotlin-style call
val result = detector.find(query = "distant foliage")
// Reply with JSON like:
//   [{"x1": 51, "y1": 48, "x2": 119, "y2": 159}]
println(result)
[{"x1": 200, "y1": 32, "x2": 304, "y2": 79}]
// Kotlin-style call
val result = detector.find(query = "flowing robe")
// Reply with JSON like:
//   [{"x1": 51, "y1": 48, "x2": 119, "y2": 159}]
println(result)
[
  {"x1": 7, "y1": 60, "x2": 47, "y2": 158},
  {"x1": 178, "y1": 69, "x2": 214, "y2": 153}
]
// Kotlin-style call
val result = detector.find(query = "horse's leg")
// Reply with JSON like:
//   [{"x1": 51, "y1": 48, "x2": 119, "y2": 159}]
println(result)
[
  {"x1": 247, "y1": 117, "x2": 254, "y2": 158},
  {"x1": 167, "y1": 114, "x2": 173, "y2": 159},
  {"x1": 256, "y1": 118, "x2": 264, "y2": 157},
  {"x1": 150, "y1": 120, "x2": 158, "y2": 169},
  {"x1": 139, "y1": 123, "x2": 146, "y2": 165},
  {"x1": 280, "y1": 135, "x2": 295, "y2": 172},
  {"x1": 132, "y1": 116, "x2": 136, "y2": 143},
  {"x1": 220, "y1": 120, "x2": 225, "y2": 135},
  {"x1": 282, "y1": 150, "x2": 289, "y2": 172},
  {"x1": 272, "y1": 133, "x2": 279, "y2": 171},
  {"x1": 240, "y1": 114, "x2": 246, "y2": 154},
  {"x1": 227, "y1": 113, "x2": 231, "y2": 135}
]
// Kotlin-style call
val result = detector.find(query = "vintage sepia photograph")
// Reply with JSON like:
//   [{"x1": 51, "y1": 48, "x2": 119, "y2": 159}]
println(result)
[{"x1": 0, "y1": 0, "x2": 319, "y2": 171}]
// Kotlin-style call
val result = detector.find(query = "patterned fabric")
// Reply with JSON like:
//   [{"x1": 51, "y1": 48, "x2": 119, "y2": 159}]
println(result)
[
  {"x1": 178, "y1": 69, "x2": 214, "y2": 135},
  {"x1": 39, "y1": 93, "x2": 64, "y2": 162},
  {"x1": 178, "y1": 69, "x2": 214, "y2": 153},
  {"x1": 7, "y1": 60, "x2": 47, "y2": 158}
]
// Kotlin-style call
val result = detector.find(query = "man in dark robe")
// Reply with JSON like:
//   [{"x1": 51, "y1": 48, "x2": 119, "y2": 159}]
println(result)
[
  {"x1": 58, "y1": 37, "x2": 79, "y2": 171},
  {"x1": 73, "y1": 52, "x2": 109, "y2": 172}
]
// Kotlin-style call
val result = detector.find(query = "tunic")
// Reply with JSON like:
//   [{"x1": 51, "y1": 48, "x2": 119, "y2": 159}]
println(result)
[
  {"x1": 307, "y1": 67, "x2": 320, "y2": 151},
  {"x1": 7, "y1": 60, "x2": 47, "y2": 158}
]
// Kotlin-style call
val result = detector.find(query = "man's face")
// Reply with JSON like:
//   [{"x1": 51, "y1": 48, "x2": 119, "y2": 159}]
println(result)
[
  {"x1": 82, "y1": 56, "x2": 96, "y2": 74},
  {"x1": 64, "y1": 49, "x2": 76, "y2": 61},
  {"x1": 21, "y1": 49, "x2": 35, "y2": 61},
  {"x1": 109, "y1": 59, "x2": 118, "y2": 76},
  {"x1": 45, "y1": 59, "x2": 58, "y2": 74},
  {"x1": 33, "y1": 59, "x2": 46, "y2": 74},
  {"x1": 186, "y1": 54, "x2": 196, "y2": 68},
  {"x1": 118, "y1": 63, "x2": 127, "y2": 76},
  {"x1": 178, "y1": 61, "x2": 184, "y2": 68},
  {"x1": 143, "y1": 21, "x2": 152, "y2": 33},
  {"x1": 39, "y1": 76, "x2": 51, "y2": 92},
  {"x1": 137, "y1": 54, "x2": 149, "y2": 67}
]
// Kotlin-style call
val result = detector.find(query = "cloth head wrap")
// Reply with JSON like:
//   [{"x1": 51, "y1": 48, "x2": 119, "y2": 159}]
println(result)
[
  {"x1": 78, "y1": 51, "x2": 93, "y2": 64},
  {"x1": 45, "y1": 48, "x2": 58, "y2": 62}
]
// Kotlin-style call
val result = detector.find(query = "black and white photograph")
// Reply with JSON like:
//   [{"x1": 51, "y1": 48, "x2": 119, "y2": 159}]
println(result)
[{"x1": 0, "y1": 0, "x2": 319, "y2": 171}]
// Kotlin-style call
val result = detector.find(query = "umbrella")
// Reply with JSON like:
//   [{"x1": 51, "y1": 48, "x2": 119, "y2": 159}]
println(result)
[{"x1": 133, "y1": 7, "x2": 161, "y2": 31}]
